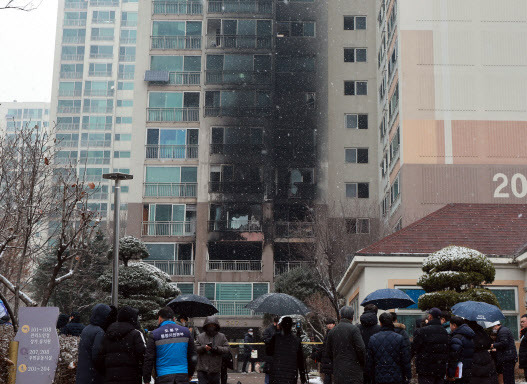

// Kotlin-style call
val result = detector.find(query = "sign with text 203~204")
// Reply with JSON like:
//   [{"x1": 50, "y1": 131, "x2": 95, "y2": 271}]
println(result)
[{"x1": 14, "y1": 307, "x2": 60, "y2": 384}]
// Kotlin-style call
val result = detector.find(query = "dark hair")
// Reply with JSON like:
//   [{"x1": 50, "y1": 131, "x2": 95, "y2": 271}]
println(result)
[
  {"x1": 522, "y1": 314, "x2": 527, "y2": 319},
  {"x1": 178, "y1": 314, "x2": 189, "y2": 322},
  {"x1": 158, "y1": 307, "x2": 175, "y2": 320},
  {"x1": 441, "y1": 311, "x2": 451, "y2": 322},
  {"x1": 273, "y1": 316, "x2": 279, "y2": 324},
  {"x1": 364, "y1": 304, "x2": 378, "y2": 314},
  {"x1": 325, "y1": 318, "x2": 336, "y2": 325},
  {"x1": 280, "y1": 317, "x2": 293, "y2": 333},
  {"x1": 379, "y1": 312, "x2": 394, "y2": 327},
  {"x1": 450, "y1": 315, "x2": 465, "y2": 327},
  {"x1": 390, "y1": 312, "x2": 397, "y2": 322}
]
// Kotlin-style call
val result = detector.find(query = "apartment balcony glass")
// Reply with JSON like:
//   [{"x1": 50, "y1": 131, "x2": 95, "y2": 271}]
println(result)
[
  {"x1": 167, "y1": 72, "x2": 200, "y2": 85},
  {"x1": 206, "y1": 35, "x2": 271, "y2": 49},
  {"x1": 208, "y1": 0, "x2": 272, "y2": 14},
  {"x1": 80, "y1": 140, "x2": 112, "y2": 148},
  {"x1": 207, "y1": 260, "x2": 261, "y2": 272},
  {"x1": 144, "y1": 182, "x2": 197, "y2": 198},
  {"x1": 59, "y1": 89, "x2": 82, "y2": 97},
  {"x1": 57, "y1": 106, "x2": 81, "y2": 114},
  {"x1": 63, "y1": 36, "x2": 86, "y2": 44},
  {"x1": 120, "y1": 37, "x2": 136, "y2": 44},
  {"x1": 275, "y1": 222, "x2": 315, "y2": 238},
  {"x1": 152, "y1": 1, "x2": 202, "y2": 15},
  {"x1": 60, "y1": 72, "x2": 83, "y2": 79},
  {"x1": 57, "y1": 123, "x2": 80, "y2": 131},
  {"x1": 208, "y1": 220, "x2": 261, "y2": 232},
  {"x1": 211, "y1": 301, "x2": 256, "y2": 316},
  {"x1": 142, "y1": 221, "x2": 196, "y2": 237},
  {"x1": 64, "y1": 1, "x2": 88, "y2": 9},
  {"x1": 61, "y1": 54, "x2": 84, "y2": 61},
  {"x1": 84, "y1": 89, "x2": 114, "y2": 96},
  {"x1": 274, "y1": 261, "x2": 314, "y2": 276},
  {"x1": 118, "y1": 72, "x2": 134, "y2": 79},
  {"x1": 145, "y1": 144, "x2": 198, "y2": 159},
  {"x1": 121, "y1": 20, "x2": 137, "y2": 27},
  {"x1": 92, "y1": 35, "x2": 114, "y2": 42},
  {"x1": 119, "y1": 55, "x2": 136, "y2": 62},
  {"x1": 56, "y1": 140, "x2": 79, "y2": 148},
  {"x1": 143, "y1": 260, "x2": 194, "y2": 275},
  {"x1": 88, "y1": 71, "x2": 112, "y2": 77},
  {"x1": 205, "y1": 70, "x2": 271, "y2": 85},
  {"x1": 89, "y1": 0, "x2": 119, "y2": 5},
  {"x1": 151, "y1": 36, "x2": 201, "y2": 50},
  {"x1": 64, "y1": 19, "x2": 86, "y2": 26},
  {"x1": 82, "y1": 123, "x2": 112, "y2": 130},
  {"x1": 147, "y1": 108, "x2": 199, "y2": 122},
  {"x1": 83, "y1": 106, "x2": 113, "y2": 113},
  {"x1": 92, "y1": 18, "x2": 115, "y2": 24}
]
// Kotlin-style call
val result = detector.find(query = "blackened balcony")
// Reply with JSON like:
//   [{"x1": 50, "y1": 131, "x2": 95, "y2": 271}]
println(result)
[
  {"x1": 143, "y1": 260, "x2": 194, "y2": 276},
  {"x1": 144, "y1": 182, "x2": 197, "y2": 198},
  {"x1": 142, "y1": 221, "x2": 196, "y2": 237},
  {"x1": 147, "y1": 108, "x2": 199, "y2": 122},
  {"x1": 275, "y1": 222, "x2": 315, "y2": 238},
  {"x1": 207, "y1": 260, "x2": 261, "y2": 271},
  {"x1": 208, "y1": 220, "x2": 261, "y2": 232},
  {"x1": 209, "y1": 181, "x2": 263, "y2": 194},
  {"x1": 208, "y1": 0, "x2": 272, "y2": 14},
  {"x1": 205, "y1": 70, "x2": 271, "y2": 85},
  {"x1": 210, "y1": 143, "x2": 264, "y2": 156},
  {"x1": 145, "y1": 144, "x2": 198, "y2": 159},
  {"x1": 151, "y1": 36, "x2": 202, "y2": 50},
  {"x1": 204, "y1": 106, "x2": 271, "y2": 117},
  {"x1": 206, "y1": 35, "x2": 272, "y2": 49},
  {"x1": 152, "y1": 1, "x2": 203, "y2": 15}
]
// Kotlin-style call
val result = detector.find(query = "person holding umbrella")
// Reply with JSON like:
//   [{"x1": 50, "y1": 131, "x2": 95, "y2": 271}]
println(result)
[{"x1": 491, "y1": 321, "x2": 517, "y2": 384}]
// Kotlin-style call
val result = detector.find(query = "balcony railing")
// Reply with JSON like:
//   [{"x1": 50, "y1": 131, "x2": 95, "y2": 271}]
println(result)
[
  {"x1": 207, "y1": 260, "x2": 262, "y2": 272},
  {"x1": 205, "y1": 70, "x2": 271, "y2": 85},
  {"x1": 147, "y1": 107, "x2": 199, "y2": 122},
  {"x1": 274, "y1": 261, "x2": 314, "y2": 276},
  {"x1": 209, "y1": 181, "x2": 263, "y2": 194},
  {"x1": 57, "y1": 123, "x2": 80, "y2": 131},
  {"x1": 211, "y1": 301, "x2": 257, "y2": 316},
  {"x1": 275, "y1": 222, "x2": 315, "y2": 238},
  {"x1": 90, "y1": 0, "x2": 119, "y2": 5},
  {"x1": 151, "y1": 36, "x2": 202, "y2": 50},
  {"x1": 167, "y1": 72, "x2": 201, "y2": 85},
  {"x1": 60, "y1": 72, "x2": 83, "y2": 79},
  {"x1": 80, "y1": 140, "x2": 112, "y2": 147},
  {"x1": 92, "y1": 36, "x2": 114, "y2": 42},
  {"x1": 64, "y1": 2, "x2": 88, "y2": 9},
  {"x1": 81, "y1": 123, "x2": 112, "y2": 130},
  {"x1": 61, "y1": 54, "x2": 84, "y2": 61},
  {"x1": 57, "y1": 106, "x2": 81, "y2": 114},
  {"x1": 90, "y1": 53, "x2": 113, "y2": 59},
  {"x1": 143, "y1": 260, "x2": 194, "y2": 275},
  {"x1": 92, "y1": 18, "x2": 115, "y2": 24},
  {"x1": 152, "y1": 1, "x2": 203, "y2": 15},
  {"x1": 208, "y1": 0, "x2": 272, "y2": 14},
  {"x1": 62, "y1": 36, "x2": 86, "y2": 44},
  {"x1": 79, "y1": 157, "x2": 110, "y2": 164},
  {"x1": 59, "y1": 89, "x2": 82, "y2": 97},
  {"x1": 84, "y1": 89, "x2": 114, "y2": 96},
  {"x1": 142, "y1": 221, "x2": 196, "y2": 237},
  {"x1": 121, "y1": 20, "x2": 137, "y2": 27},
  {"x1": 63, "y1": 19, "x2": 86, "y2": 26},
  {"x1": 120, "y1": 37, "x2": 136, "y2": 44},
  {"x1": 210, "y1": 143, "x2": 264, "y2": 155},
  {"x1": 88, "y1": 71, "x2": 112, "y2": 77},
  {"x1": 83, "y1": 106, "x2": 113, "y2": 113},
  {"x1": 208, "y1": 220, "x2": 262, "y2": 232},
  {"x1": 145, "y1": 144, "x2": 198, "y2": 159},
  {"x1": 56, "y1": 140, "x2": 78, "y2": 148},
  {"x1": 204, "y1": 106, "x2": 271, "y2": 117},
  {"x1": 119, "y1": 55, "x2": 136, "y2": 62},
  {"x1": 144, "y1": 182, "x2": 197, "y2": 197},
  {"x1": 118, "y1": 72, "x2": 135, "y2": 79},
  {"x1": 206, "y1": 35, "x2": 272, "y2": 49}
]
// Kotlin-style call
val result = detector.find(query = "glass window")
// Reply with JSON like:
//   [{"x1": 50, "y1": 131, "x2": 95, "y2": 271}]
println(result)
[
  {"x1": 489, "y1": 289, "x2": 516, "y2": 311},
  {"x1": 145, "y1": 243, "x2": 175, "y2": 260}
]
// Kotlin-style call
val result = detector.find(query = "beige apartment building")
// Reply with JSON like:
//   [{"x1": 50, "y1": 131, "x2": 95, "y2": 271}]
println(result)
[{"x1": 378, "y1": 0, "x2": 527, "y2": 231}]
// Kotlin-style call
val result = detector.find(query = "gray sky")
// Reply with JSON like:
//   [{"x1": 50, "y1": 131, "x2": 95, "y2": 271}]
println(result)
[{"x1": 0, "y1": 0, "x2": 58, "y2": 102}]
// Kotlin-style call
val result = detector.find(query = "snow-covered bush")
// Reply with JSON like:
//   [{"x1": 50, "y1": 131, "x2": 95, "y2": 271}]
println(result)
[
  {"x1": 98, "y1": 261, "x2": 180, "y2": 329},
  {"x1": 108, "y1": 236, "x2": 149, "y2": 266},
  {"x1": 417, "y1": 246, "x2": 499, "y2": 311}
]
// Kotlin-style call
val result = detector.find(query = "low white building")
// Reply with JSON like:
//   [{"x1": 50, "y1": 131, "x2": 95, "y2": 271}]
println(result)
[{"x1": 337, "y1": 203, "x2": 527, "y2": 338}]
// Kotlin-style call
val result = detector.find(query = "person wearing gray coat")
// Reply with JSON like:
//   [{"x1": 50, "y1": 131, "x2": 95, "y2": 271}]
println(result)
[
  {"x1": 196, "y1": 316, "x2": 230, "y2": 384},
  {"x1": 76, "y1": 304, "x2": 113, "y2": 384},
  {"x1": 327, "y1": 306, "x2": 366, "y2": 384}
]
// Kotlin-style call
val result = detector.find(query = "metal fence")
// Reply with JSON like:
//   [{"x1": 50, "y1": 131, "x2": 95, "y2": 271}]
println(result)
[
  {"x1": 207, "y1": 260, "x2": 262, "y2": 271},
  {"x1": 143, "y1": 260, "x2": 194, "y2": 275},
  {"x1": 144, "y1": 183, "x2": 197, "y2": 198}
]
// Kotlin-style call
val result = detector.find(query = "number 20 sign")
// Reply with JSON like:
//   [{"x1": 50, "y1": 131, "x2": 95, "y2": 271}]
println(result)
[{"x1": 493, "y1": 173, "x2": 527, "y2": 199}]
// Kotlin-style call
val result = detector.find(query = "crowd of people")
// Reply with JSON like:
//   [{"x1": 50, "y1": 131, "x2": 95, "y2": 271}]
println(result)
[{"x1": 311, "y1": 305, "x2": 527, "y2": 384}]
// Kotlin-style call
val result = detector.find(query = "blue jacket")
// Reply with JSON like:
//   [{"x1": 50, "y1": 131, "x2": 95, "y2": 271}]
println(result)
[
  {"x1": 143, "y1": 320, "x2": 197, "y2": 382},
  {"x1": 447, "y1": 324, "x2": 475, "y2": 378},
  {"x1": 367, "y1": 326, "x2": 412, "y2": 384}
]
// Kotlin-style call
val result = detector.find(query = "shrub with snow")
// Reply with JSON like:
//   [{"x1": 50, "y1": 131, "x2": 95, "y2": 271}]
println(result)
[
  {"x1": 417, "y1": 246, "x2": 499, "y2": 311},
  {"x1": 108, "y1": 236, "x2": 149, "y2": 266}
]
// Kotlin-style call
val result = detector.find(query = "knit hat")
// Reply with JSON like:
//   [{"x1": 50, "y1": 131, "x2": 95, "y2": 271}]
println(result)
[{"x1": 117, "y1": 306, "x2": 139, "y2": 326}]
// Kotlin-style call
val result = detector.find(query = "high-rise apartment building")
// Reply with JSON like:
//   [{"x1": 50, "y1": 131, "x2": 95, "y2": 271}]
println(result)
[
  {"x1": 0, "y1": 102, "x2": 50, "y2": 133},
  {"x1": 50, "y1": 0, "x2": 139, "y2": 220},
  {"x1": 377, "y1": 0, "x2": 527, "y2": 231}
]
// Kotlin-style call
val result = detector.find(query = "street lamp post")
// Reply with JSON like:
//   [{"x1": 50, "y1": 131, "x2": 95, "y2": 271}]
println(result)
[{"x1": 102, "y1": 172, "x2": 133, "y2": 307}]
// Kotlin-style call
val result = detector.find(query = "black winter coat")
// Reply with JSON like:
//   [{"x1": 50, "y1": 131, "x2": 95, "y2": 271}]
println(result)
[
  {"x1": 469, "y1": 324, "x2": 498, "y2": 384},
  {"x1": 357, "y1": 312, "x2": 381, "y2": 352},
  {"x1": 327, "y1": 319, "x2": 366, "y2": 384},
  {"x1": 63, "y1": 313, "x2": 86, "y2": 337},
  {"x1": 493, "y1": 326, "x2": 517, "y2": 366},
  {"x1": 312, "y1": 333, "x2": 333, "y2": 374},
  {"x1": 262, "y1": 324, "x2": 278, "y2": 374},
  {"x1": 519, "y1": 328, "x2": 527, "y2": 369},
  {"x1": 266, "y1": 331, "x2": 306, "y2": 384},
  {"x1": 447, "y1": 324, "x2": 475, "y2": 379},
  {"x1": 243, "y1": 333, "x2": 254, "y2": 355},
  {"x1": 76, "y1": 304, "x2": 112, "y2": 384},
  {"x1": 366, "y1": 326, "x2": 411, "y2": 384},
  {"x1": 95, "y1": 322, "x2": 146, "y2": 384},
  {"x1": 393, "y1": 323, "x2": 411, "y2": 352},
  {"x1": 411, "y1": 318, "x2": 449, "y2": 378}
]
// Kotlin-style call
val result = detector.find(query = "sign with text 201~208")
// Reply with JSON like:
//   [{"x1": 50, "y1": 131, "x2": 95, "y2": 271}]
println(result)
[{"x1": 14, "y1": 307, "x2": 60, "y2": 384}]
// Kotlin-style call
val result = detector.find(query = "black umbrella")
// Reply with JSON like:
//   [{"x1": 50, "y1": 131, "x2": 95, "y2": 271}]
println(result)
[
  {"x1": 244, "y1": 293, "x2": 310, "y2": 316},
  {"x1": 361, "y1": 288, "x2": 415, "y2": 310},
  {"x1": 167, "y1": 294, "x2": 218, "y2": 318}
]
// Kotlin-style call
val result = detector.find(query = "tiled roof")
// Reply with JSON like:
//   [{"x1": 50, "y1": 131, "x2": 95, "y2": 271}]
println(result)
[{"x1": 357, "y1": 204, "x2": 527, "y2": 257}]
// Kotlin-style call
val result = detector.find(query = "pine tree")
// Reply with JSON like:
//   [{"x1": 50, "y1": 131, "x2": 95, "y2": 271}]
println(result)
[
  {"x1": 417, "y1": 246, "x2": 499, "y2": 311},
  {"x1": 108, "y1": 235, "x2": 149, "y2": 266},
  {"x1": 274, "y1": 267, "x2": 321, "y2": 302}
]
